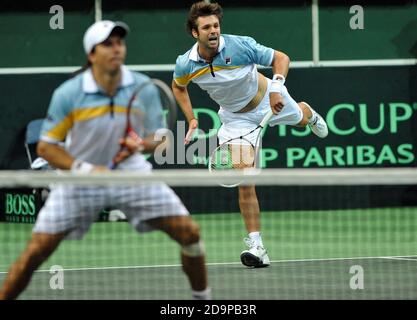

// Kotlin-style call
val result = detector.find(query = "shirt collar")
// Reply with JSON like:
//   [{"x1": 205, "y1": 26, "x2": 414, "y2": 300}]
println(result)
[
  {"x1": 189, "y1": 35, "x2": 226, "y2": 62},
  {"x1": 82, "y1": 65, "x2": 134, "y2": 93}
]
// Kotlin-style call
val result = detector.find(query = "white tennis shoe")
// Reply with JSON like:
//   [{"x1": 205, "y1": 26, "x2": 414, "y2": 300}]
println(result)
[
  {"x1": 303, "y1": 102, "x2": 328, "y2": 138},
  {"x1": 240, "y1": 238, "x2": 270, "y2": 268}
]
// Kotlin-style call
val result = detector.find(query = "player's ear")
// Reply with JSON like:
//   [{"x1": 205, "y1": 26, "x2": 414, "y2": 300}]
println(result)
[
  {"x1": 87, "y1": 51, "x2": 95, "y2": 64},
  {"x1": 191, "y1": 29, "x2": 198, "y2": 39},
  {"x1": 86, "y1": 45, "x2": 97, "y2": 62}
]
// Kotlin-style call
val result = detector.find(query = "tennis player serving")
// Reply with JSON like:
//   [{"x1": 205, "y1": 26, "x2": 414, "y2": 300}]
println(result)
[
  {"x1": 0, "y1": 20, "x2": 211, "y2": 300},
  {"x1": 172, "y1": 1, "x2": 328, "y2": 268}
]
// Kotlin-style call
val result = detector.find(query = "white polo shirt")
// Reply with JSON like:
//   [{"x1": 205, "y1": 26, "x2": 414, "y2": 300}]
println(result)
[
  {"x1": 173, "y1": 34, "x2": 274, "y2": 112},
  {"x1": 40, "y1": 66, "x2": 165, "y2": 169}
]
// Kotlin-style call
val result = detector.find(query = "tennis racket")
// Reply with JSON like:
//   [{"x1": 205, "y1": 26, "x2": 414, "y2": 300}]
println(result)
[
  {"x1": 110, "y1": 78, "x2": 177, "y2": 169},
  {"x1": 208, "y1": 110, "x2": 274, "y2": 187}
]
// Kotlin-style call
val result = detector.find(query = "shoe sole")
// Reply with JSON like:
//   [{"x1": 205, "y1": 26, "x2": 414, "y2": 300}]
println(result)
[{"x1": 240, "y1": 252, "x2": 270, "y2": 268}]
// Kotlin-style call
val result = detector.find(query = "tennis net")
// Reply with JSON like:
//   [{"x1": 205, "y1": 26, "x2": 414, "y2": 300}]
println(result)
[{"x1": 0, "y1": 168, "x2": 416, "y2": 300}]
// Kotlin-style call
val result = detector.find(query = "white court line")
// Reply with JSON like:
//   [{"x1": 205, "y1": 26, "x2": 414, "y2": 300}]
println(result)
[
  {"x1": 1, "y1": 254, "x2": 416, "y2": 274},
  {"x1": 380, "y1": 256, "x2": 417, "y2": 262}
]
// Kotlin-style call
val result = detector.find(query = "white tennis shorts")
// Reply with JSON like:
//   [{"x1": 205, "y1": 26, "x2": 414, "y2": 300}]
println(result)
[
  {"x1": 33, "y1": 183, "x2": 189, "y2": 240},
  {"x1": 217, "y1": 79, "x2": 303, "y2": 145}
]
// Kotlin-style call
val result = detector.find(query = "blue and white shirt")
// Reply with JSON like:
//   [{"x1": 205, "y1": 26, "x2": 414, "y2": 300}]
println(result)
[
  {"x1": 173, "y1": 34, "x2": 274, "y2": 112},
  {"x1": 40, "y1": 66, "x2": 165, "y2": 169}
]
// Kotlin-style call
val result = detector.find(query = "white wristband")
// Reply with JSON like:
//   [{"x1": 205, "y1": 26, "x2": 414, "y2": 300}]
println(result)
[
  {"x1": 272, "y1": 74, "x2": 286, "y2": 81},
  {"x1": 71, "y1": 159, "x2": 94, "y2": 173},
  {"x1": 270, "y1": 74, "x2": 285, "y2": 94}
]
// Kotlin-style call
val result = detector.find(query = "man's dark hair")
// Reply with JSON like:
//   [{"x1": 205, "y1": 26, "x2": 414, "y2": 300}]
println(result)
[{"x1": 186, "y1": 1, "x2": 223, "y2": 36}]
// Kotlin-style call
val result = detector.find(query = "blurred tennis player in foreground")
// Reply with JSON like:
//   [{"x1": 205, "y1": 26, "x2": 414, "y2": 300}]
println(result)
[
  {"x1": 0, "y1": 20, "x2": 211, "y2": 300},
  {"x1": 172, "y1": 1, "x2": 328, "y2": 268}
]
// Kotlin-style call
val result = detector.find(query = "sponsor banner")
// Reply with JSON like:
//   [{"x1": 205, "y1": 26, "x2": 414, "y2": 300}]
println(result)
[
  {"x1": 0, "y1": 188, "x2": 42, "y2": 223},
  {"x1": 144, "y1": 67, "x2": 417, "y2": 169}
]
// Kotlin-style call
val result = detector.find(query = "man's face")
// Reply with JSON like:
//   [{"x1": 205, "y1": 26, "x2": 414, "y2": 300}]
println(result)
[
  {"x1": 192, "y1": 15, "x2": 221, "y2": 51},
  {"x1": 89, "y1": 34, "x2": 126, "y2": 72}
]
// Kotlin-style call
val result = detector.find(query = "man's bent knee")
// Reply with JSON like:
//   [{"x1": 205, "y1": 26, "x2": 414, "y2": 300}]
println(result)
[
  {"x1": 178, "y1": 220, "x2": 201, "y2": 245},
  {"x1": 181, "y1": 240, "x2": 205, "y2": 257},
  {"x1": 153, "y1": 216, "x2": 201, "y2": 246}
]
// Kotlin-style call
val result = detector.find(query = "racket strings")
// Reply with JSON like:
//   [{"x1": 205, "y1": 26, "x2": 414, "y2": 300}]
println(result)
[
  {"x1": 211, "y1": 141, "x2": 256, "y2": 171},
  {"x1": 208, "y1": 110, "x2": 273, "y2": 187}
]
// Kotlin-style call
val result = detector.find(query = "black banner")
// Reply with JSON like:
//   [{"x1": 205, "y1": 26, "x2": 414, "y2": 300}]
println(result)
[
  {"x1": 144, "y1": 66, "x2": 417, "y2": 169},
  {"x1": 0, "y1": 188, "x2": 42, "y2": 223}
]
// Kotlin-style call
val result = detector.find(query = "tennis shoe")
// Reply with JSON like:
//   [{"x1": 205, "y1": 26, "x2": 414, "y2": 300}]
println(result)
[
  {"x1": 240, "y1": 238, "x2": 270, "y2": 268},
  {"x1": 303, "y1": 102, "x2": 328, "y2": 138}
]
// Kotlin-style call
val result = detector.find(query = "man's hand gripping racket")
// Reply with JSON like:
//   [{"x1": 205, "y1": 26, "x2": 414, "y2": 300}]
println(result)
[
  {"x1": 110, "y1": 130, "x2": 144, "y2": 168},
  {"x1": 109, "y1": 79, "x2": 177, "y2": 169}
]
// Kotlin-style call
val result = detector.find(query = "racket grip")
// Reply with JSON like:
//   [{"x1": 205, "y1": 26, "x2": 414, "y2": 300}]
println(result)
[{"x1": 260, "y1": 110, "x2": 274, "y2": 128}]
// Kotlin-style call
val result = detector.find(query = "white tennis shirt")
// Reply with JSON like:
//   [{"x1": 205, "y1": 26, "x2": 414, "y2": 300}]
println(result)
[
  {"x1": 173, "y1": 34, "x2": 274, "y2": 112},
  {"x1": 40, "y1": 66, "x2": 165, "y2": 169}
]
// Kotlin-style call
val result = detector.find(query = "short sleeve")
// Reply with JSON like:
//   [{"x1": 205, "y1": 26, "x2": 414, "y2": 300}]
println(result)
[
  {"x1": 40, "y1": 87, "x2": 73, "y2": 144},
  {"x1": 173, "y1": 56, "x2": 190, "y2": 87},
  {"x1": 141, "y1": 84, "x2": 166, "y2": 136},
  {"x1": 242, "y1": 36, "x2": 275, "y2": 66}
]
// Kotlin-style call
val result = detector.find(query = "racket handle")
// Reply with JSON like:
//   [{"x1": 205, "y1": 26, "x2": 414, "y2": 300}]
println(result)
[{"x1": 260, "y1": 110, "x2": 274, "y2": 128}]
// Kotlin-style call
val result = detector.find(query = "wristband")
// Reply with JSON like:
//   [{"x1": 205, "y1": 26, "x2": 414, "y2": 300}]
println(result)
[
  {"x1": 272, "y1": 74, "x2": 286, "y2": 81},
  {"x1": 270, "y1": 74, "x2": 286, "y2": 94},
  {"x1": 71, "y1": 159, "x2": 94, "y2": 173}
]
